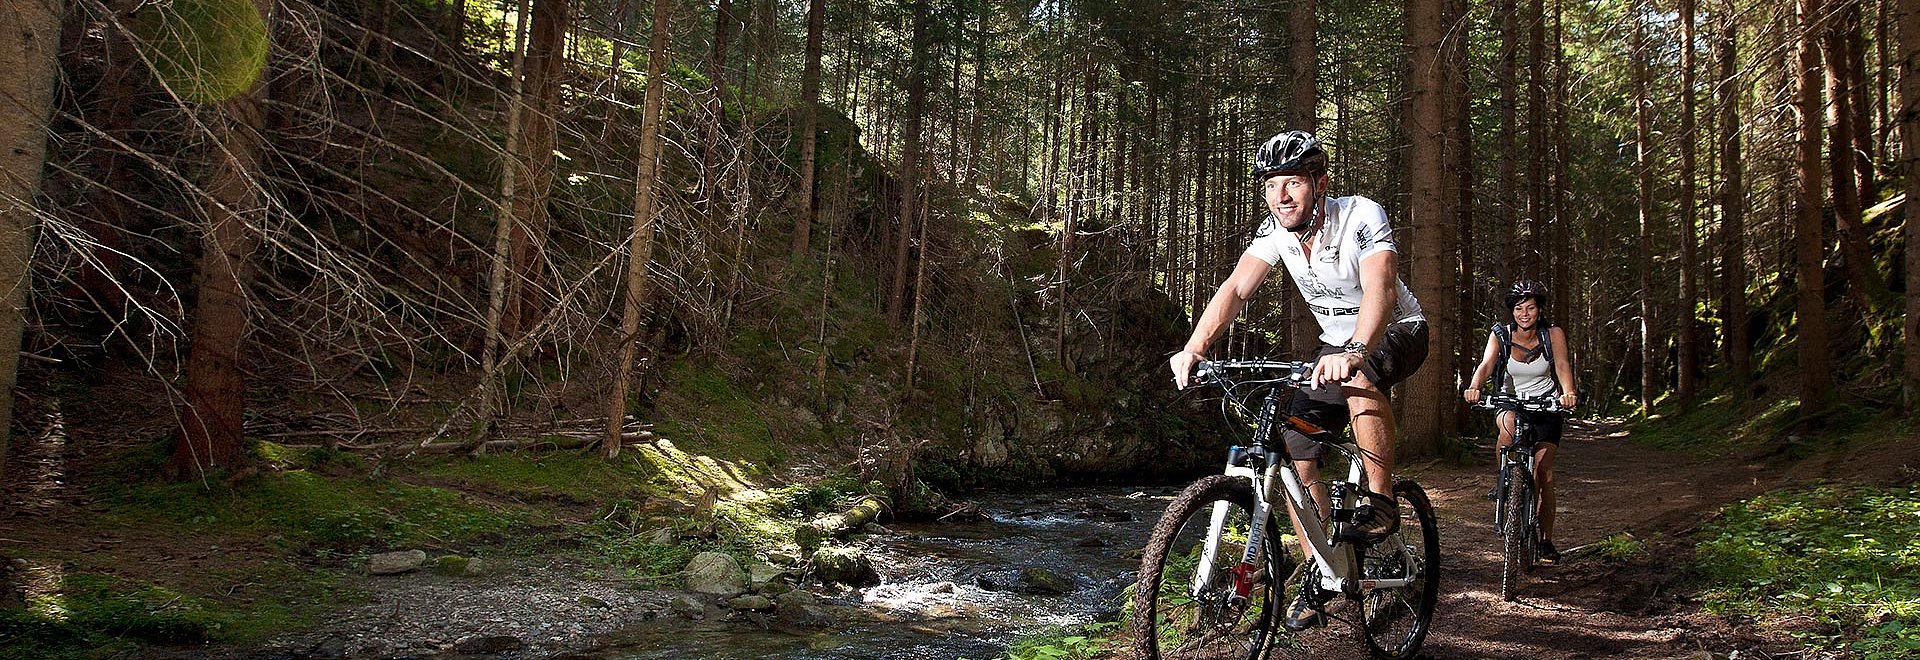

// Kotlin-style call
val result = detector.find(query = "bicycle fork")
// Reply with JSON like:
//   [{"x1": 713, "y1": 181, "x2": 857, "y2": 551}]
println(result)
[{"x1": 1194, "y1": 446, "x2": 1277, "y2": 602}]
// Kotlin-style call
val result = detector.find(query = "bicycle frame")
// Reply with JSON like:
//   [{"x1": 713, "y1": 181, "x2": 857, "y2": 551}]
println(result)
[{"x1": 1189, "y1": 366, "x2": 1415, "y2": 604}]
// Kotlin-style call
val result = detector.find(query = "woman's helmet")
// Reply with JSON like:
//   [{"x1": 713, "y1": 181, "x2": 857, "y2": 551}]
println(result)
[
  {"x1": 1506, "y1": 279, "x2": 1547, "y2": 310},
  {"x1": 1253, "y1": 130, "x2": 1328, "y2": 179}
]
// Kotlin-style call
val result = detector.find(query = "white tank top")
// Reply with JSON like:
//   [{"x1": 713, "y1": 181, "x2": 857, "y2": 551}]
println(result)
[{"x1": 1505, "y1": 351, "x2": 1557, "y2": 398}]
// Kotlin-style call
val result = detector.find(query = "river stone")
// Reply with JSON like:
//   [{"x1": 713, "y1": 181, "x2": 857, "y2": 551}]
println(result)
[
  {"x1": 1019, "y1": 567, "x2": 1073, "y2": 596},
  {"x1": 368, "y1": 550, "x2": 427, "y2": 575},
  {"x1": 767, "y1": 549, "x2": 802, "y2": 566},
  {"x1": 747, "y1": 561, "x2": 787, "y2": 591},
  {"x1": 670, "y1": 594, "x2": 706, "y2": 619},
  {"x1": 578, "y1": 595, "x2": 612, "y2": 609},
  {"x1": 811, "y1": 547, "x2": 878, "y2": 586},
  {"x1": 775, "y1": 589, "x2": 818, "y2": 608},
  {"x1": 728, "y1": 594, "x2": 773, "y2": 611},
  {"x1": 927, "y1": 581, "x2": 956, "y2": 594},
  {"x1": 683, "y1": 552, "x2": 749, "y2": 596},
  {"x1": 452, "y1": 635, "x2": 523, "y2": 654},
  {"x1": 432, "y1": 555, "x2": 470, "y2": 576}
]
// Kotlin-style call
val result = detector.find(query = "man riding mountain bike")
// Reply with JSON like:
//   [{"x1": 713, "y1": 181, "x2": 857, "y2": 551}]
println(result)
[{"x1": 1168, "y1": 130, "x2": 1429, "y2": 630}]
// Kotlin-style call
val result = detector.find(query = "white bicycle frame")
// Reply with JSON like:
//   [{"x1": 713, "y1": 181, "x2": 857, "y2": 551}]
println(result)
[{"x1": 1189, "y1": 438, "x2": 1416, "y2": 602}]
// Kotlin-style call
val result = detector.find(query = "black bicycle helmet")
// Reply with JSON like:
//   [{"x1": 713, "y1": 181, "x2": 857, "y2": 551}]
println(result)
[
  {"x1": 1253, "y1": 130, "x2": 1328, "y2": 179},
  {"x1": 1506, "y1": 279, "x2": 1547, "y2": 309}
]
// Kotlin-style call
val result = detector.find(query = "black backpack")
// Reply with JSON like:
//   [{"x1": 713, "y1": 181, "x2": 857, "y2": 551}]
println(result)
[{"x1": 1490, "y1": 322, "x2": 1560, "y2": 396}]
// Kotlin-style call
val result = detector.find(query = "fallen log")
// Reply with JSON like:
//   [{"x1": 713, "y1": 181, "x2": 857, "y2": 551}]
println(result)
[{"x1": 795, "y1": 496, "x2": 888, "y2": 552}]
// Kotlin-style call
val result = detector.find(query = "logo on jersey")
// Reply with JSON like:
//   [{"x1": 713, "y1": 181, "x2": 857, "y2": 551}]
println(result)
[{"x1": 1317, "y1": 245, "x2": 1341, "y2": 263}]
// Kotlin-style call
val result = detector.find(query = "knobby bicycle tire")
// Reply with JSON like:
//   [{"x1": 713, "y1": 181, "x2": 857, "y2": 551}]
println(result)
[
  {"x1": 1498, "y1": 462, "x2": 1531, "y2": 602},
  {"x1": 1131, "y1": 474, "x2": 1284, "y2": 660},
  {"x1": 1357, "y1": 479, "x2": 1441, "y2": 660}
]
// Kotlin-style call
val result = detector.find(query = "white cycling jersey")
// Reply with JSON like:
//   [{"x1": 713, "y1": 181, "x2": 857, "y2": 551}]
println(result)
[{"x1": 1245, "y1": 194, "x2": 1425, "y2": 346}]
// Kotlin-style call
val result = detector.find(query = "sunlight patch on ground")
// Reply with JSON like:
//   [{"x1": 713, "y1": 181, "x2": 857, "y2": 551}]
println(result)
[{"x1": 21, "y1": 560, "x2": 67, "y2": 621}]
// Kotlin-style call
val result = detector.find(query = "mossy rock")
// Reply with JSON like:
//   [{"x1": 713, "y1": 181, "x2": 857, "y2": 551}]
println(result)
[{"x1": 133, "y1": 0, "x2": 269, "y2": 103}]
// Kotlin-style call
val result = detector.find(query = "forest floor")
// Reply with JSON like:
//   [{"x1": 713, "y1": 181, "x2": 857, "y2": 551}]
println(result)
[
  {"x1": 1392, "y1": 416, "x2": 1920, "y2": 660},
  {"x1": 5, "y1": 412, "x2": 1916, "y2": 658}
]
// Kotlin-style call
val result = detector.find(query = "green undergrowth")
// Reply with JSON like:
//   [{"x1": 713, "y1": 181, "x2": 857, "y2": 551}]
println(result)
[
  {"x1": 1630, "y1": 386, "x2": 1899, "y2": 460},
  {"x1": 0, "y1": 567, "x2": 345, "y2": 660},
  {"x1": 1694, "y1": 483, "x2": 1920, "y2": 658},
  {"x1": 416, "y1": 449, "x2": 656, "y2": 504},
  {"x1": 980, "y1": 621, "x2": 1124, "y2": 660},
  {"x1": 93, "y1": 464, "x2": 523, "y2": 554}
]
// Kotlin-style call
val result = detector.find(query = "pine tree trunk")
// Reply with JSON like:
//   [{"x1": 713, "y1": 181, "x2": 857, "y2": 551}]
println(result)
[
  {"x1": 1677, "y1": 0, "x2": 1699, "y2": 409},
  {"x1": 1898, "y1": 0, "x2": 1920, "y2": 408},
  {"x1": 790, "y1": 0, "x2": 826, "y2": 257},
  {"x1": 1796, "y1": 0, "x2": 1833, "y2": 419},
  {"x1": 888, "y1": 1, "x2": 930, "y2": 330},
  {"x1": 1826, "y1": 0, "x2": 1879, "y2": 304},
  {"x1": 1403, "y1": 0, "x2": 1457, "y2": 456},
  {"x1": 1635, "y1": 3, "x2": 1658, "y2": 411},
  {"x1": 603, "y1": 0, "x2": 674, "y2": 457},
  {"x1": 1496, "y1": 0, "x2": 1518, "y2": 284},
  {"x1": 1450, "y1": 0, "x2": 1475, "y2": 433},
  {"x1": 0, "y1": 0, "x2": 62, "y2": 478},
  {"x1": 479, "y1": 0, "x2": 532, "y2": 420},
  {"x1": 1719, "y1": 22, "x2": 1751, "y2": 390},
  {"x1": 171, "y1": 0, "x2": 273, "y2": 479},
  {"x1": 1524, "y1": 0, "x2": 1547, "y2": 278},
  {"x1": 1289, "y1": 0, "x2": 1316, "y2": 131},
  {"x1": 504, "y1": 0, "x2": 568, "y2": 339}
]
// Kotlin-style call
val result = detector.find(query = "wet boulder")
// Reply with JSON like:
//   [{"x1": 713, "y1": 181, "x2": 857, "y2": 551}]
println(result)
[
  {"x1": 683, "y1": 552, "x2": 749, "y2": 596},
  {"x1": 811, "y1": 546, "x2": 879, "y2": 586},
  {"x1": 1018, "y1": 567, "x2": 1074, "y2": 596},
  {"x1": 728, "y1": 594, "x2": 774, "y2": 611}
]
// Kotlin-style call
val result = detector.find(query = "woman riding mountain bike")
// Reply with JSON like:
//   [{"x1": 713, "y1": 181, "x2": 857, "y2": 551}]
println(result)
[{"x1": 1462, "y1": 280, "x2": 1578, "y2": 564}]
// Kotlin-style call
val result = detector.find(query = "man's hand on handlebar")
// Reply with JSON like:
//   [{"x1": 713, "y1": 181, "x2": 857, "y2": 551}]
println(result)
[
  {"x1": 1169, "y1": 350, "x2": 1204, "y2": 390},
  {"x1": 1309, "y1": 351, "x2": 1364, "y2": 389}
]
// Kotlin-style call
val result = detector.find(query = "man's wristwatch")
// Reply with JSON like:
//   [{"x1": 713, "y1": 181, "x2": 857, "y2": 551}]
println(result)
[{"x1": 1340, "y1": 341, "x2": 1368, "y2": 355}]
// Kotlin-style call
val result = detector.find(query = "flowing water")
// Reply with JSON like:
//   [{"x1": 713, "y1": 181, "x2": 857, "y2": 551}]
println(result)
[{"x1": 601, "y1": 487, "x2": 1175, "y2": 659}]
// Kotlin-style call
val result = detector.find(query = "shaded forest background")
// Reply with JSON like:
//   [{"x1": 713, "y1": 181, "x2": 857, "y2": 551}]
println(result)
[{"x1": 1, "y1": 0, "x2": 1917, "y2": 491}]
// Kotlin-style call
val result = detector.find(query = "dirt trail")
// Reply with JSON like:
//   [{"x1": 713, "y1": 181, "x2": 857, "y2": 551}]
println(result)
[{"x1": 1404, "y1": 419, "x2": 1793, "y2": 659}]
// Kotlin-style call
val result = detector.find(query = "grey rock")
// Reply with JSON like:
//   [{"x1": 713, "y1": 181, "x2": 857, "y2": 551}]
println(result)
[
  {"x1": 367, "y1": 550, "x2": 428, "y2": 575},
  {"x1": 728, "y1": 594, "x2": 773, "y2": 611},
  {"x1": 927, "y1": 581, "x2": 957, "y2": 594},
  {"x1": 767, "y1": 549, "x2": 802, "y2": 566},
  {"x1": 861, "y1": 523, "x2": 893, "y2": 535},
  {"x1": 772, "y1": 604, "x2": 837, "y2": 633},
  {"x1": 1019, "y1": 567, "x2": 1074, "y2": 596},
  {"x1": 811, "y1": 546, "x2": 878, "y2": 586},
  {"x1": 578, "y1": 595, "x2": 612, "y2": 609},
  {"x1": 670, "y1": 594, "x2": 706, "y2": 619},
  {"x1": 452, "y1": 635, "x2": 523, "y2": 654},
  {"x1": 682, "y1": 551, "x2": 749, "y2": 596},
  {"x1": 747, "y1": 561, "x2": 788, "y2": 590},
  {"x1": 775, "y1": 590, "x2": 818, "y2": 608}
]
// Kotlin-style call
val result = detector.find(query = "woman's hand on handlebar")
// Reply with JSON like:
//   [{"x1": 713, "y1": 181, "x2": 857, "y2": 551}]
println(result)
[
  {"x1": 1558, "y1": 392, "x2": 1578, "y2": 409},
  {"x1": 1170, "y1": 350, "x2": 1205, "y2": 390},
  {"x1": 1463, "y1": 387, "x2": 1482, "y2": 405}
]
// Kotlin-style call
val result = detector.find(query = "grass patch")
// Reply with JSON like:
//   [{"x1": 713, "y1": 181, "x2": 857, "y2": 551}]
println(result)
[
  {"x1": 1694, "y1": 483, "x2": 1920, "y2": 657},
  {"x1": 0, "y1": 566, "x2": 346, "y2": 659},
  {"x1": 417, "y1": 450, "x2": 655, "y2": 503},
  {"x1": 94, "y1": 469, "x2": 524, "y2": 553},
  {"x1": 1584, "y1": 532, "x2": 1646, "y2": 562},
  {"x1": 991, "y1": 621, "x2": 1124, "y2": 660}
]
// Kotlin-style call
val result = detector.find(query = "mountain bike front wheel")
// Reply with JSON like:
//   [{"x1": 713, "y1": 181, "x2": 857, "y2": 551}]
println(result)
[
  {"x1": 1358, "y1": 480, "x2": 1440, "y2": 660},
  {"x1": 1131, "y1": 474, "x2": 1284, "y2": 660},
  {"x1": 1499, "y1": 462, "x2": 1531, "y2": 602}
]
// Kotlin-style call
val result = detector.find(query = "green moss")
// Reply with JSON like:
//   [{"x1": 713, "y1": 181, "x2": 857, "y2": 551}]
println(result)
[
  {"x1": 94, "y1": 470, "x2": 522, "y2": 552},
  {"x1": 419, "y1": 451, "x2": 654, "y2": 503},
  {"x1": 132, "y1": 0, "x2": 269, "y2": 103},
  {"x1": 0, "y1": 566, "x2": 344, "y2": 659},
  {"x1": 1694, "y1": 484, "x2": 1920, "y2": 657}
]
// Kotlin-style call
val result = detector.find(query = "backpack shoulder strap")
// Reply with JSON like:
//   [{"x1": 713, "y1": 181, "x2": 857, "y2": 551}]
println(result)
[{"x1": 1490, "y1": 323, "x2": 1512, "y2": 392}]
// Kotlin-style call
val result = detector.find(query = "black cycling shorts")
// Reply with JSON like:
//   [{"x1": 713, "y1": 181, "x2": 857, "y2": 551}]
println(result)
[
  {"x1": 1277, "y1": 320, "x2": 1430, "y2": 462},
  {"x1": 1508, "y1": 408, "x2": 1564, "y2": 445}
]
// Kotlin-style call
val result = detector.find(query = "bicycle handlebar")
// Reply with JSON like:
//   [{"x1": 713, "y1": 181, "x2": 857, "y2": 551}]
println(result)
[
  {"x1": 1472, "y1": 393, "x2": 1572, "y2": 414},
  {"x1": 1191, "y1": 359, "x2": 1315, "y2": 388}
]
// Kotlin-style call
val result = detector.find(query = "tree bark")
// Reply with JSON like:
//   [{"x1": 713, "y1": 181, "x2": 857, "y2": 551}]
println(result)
[
  {"x1": 1899, "y1": 0, "x2": 1920, "y2": 408},
  {"x1": 1289, "y1": 0, "x2": 1316, "y2": 131},
  {"x1": 1677, "y1": 0, "x2": 1699, "y2": 409},
  {"x1": 480, "y1": 0, "x2": 533, "y2": 415},
  {"x1": 887, "y1": 1, "x2": 930, "y2": 330},
  {"x1": 1403, "y1": 0, "x2": 1458, "y2": 457},
  {"x1": 0, "y1": 0, "x2": 62, "y2": 479},
  {"x1": 789, "y1": 0, "x2": 826, "y2": 257},
  {"x1": 1524, "y1": 0, "x2": 1547, "y2": 279},
  {"x1": 1634, "y1": 2, "x2": 1658, "y2": 411},
  {"x1": 604, "y1": 0, "x2": 674, "y2": 457},
  {"x1": 171, "y1": 0, "x2": 273, "y2": 479},
  {"x1": 1796, "y1": 0, "x2": 1833, "y2": 419},
  {"x1": 503, "y1": 0, "x2": 568, "y2": 338},
  {"x1": 1718, "y1": 21, "x2": 1751, "y2": 391},
  {"x1": 1496, "y1": 0, "x2": 1518, "y2": 284},
  {"x1": 1826, "y1": 0, "x2": 1880, "y2": 304}
]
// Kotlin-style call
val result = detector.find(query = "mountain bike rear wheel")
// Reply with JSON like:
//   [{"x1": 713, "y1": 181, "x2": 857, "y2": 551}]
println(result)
[
  {"x1": 1498, "y1": 462, "x2": 1531, "y2": 602},
  {"x1": 1132, "y1": 474, "x2": 1284, "y2": 660},
  {"x1": 1358, "y1": 480, "x2": 1440, "y2": 659}
]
